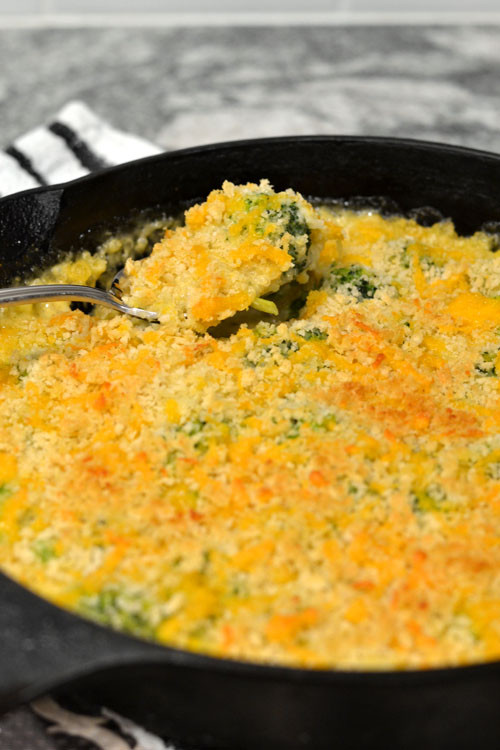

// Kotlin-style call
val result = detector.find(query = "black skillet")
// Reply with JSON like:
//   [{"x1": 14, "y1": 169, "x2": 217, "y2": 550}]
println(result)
[{"x1": 1, "y1": 136, "x2": 500, "y2": 750}]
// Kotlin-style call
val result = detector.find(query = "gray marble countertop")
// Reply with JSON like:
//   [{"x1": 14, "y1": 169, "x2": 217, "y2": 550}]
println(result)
[
  {"x1": 1, "y1": 22, "x2": 500, "y2": 750},
  {"x1": 2, "y1": 25, "x2": 500, "y2": 154}
]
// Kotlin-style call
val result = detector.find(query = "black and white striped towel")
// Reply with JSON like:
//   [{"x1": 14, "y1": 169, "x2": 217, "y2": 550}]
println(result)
[
  {"x1": 0, "y1": 102, "x2": 182, "y2": 750},
  {"x1": 0, "y1": 100, "x2": 161, "y2": 198}
]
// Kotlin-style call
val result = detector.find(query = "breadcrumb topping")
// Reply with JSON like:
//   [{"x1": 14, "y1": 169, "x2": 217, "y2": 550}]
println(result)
[{"x1": 1, "y1": 185, "x2": 500, "y2": 670}]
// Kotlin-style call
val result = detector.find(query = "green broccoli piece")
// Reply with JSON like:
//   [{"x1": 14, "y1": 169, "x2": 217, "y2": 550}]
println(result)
[
  {"x1": 242, "y1": 194, "x2": 312, "y2": 273},
  {"x1": 250, "y1": 297, "x2": 279, "y2": 315},
  {"x1": 80, "y1": 586, "x2": 155, "y2": 638},
  {"x1": 32, "y1": 539, "x2": 57, "y2": 563},
  {"x1": 486, "y1": 461, "x2": 500, "y2": 480},
  {"x1": 272, "y1": 202, "x2": 311, "y2": 272},
  {"x1": 311, "y1": 413, "x2": 337, "y2": 431},
  {"x1": 0, "y1": 483, "x2": 13, "y2": 508},
  {"x1": 328, "y1": 264, "x2": 377, "y2": 299},
  {"x1": 284, "y1": 417, "x2": 303, "y2": 439},
  {"x1": 278, "y1": 339, "x2": 299, "y2": 357},
  {"x1": 298, "y1": 327, "x2": 328, "y2": 341},
  {"x1": 179, "y1": 418, "x2": 207, "y2": 436},
  {"x1": 411, "y1": 484, "x2": 447, "y2": 513},
  {"x1": 475, "y1": 351, "x2": 497, "y2": 377}
]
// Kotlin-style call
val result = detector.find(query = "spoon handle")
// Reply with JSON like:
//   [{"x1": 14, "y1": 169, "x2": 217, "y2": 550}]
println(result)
[{"x1": 0, "y1": 284, "x2": 158, "y2": 322}]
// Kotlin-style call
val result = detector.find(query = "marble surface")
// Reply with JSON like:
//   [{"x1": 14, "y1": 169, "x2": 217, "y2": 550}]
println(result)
[
  {"x1": 1, "y1": 22, "x2": 500, "y2": 750},
  {"x1": 1, "y1": 26, "x2": 500, "y2": 154}
]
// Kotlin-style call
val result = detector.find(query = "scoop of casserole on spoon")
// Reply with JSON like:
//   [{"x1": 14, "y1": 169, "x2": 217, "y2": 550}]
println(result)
[
  {"x1": 0, "y1": 180, "x2": 323, "y2": 326},
  {"x1": 118, "y1": 180, "x2": 323, "y2": 331}
]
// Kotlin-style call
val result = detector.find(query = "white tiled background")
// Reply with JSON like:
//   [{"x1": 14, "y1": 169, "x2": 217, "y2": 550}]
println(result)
[{"x1": 0, "y1": 0, "x2": 499, "y2": 13}]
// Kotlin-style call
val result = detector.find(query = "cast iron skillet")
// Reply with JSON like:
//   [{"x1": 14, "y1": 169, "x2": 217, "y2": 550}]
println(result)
[{"x1": 1, "y1": 136, "x2": 500, "y2": 750}]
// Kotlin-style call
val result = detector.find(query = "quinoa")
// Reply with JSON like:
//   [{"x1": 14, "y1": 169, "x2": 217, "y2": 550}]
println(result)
[{"x1": 0, "y1": 184, "x2": 500, "y2": 670}]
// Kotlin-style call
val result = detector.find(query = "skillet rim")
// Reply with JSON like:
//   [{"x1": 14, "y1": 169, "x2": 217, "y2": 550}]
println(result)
[
  {"x1": 3, "y1": 560, "x2": 500, "y2": 697},
  {"x1": 1, "y1": 132, "x2": 500, "y2": 208},
  {"x1": 2, "y1": 133, "x2": 500, "y2": 699}
]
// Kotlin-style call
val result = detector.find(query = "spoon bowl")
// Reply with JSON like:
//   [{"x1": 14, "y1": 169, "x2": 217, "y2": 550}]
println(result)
[{"x1": 0, "y1": 282, "x2": 159, "y2": 321}]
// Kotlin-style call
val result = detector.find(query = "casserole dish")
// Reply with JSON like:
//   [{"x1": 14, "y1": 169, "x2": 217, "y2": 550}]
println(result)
[{"x1": 1, "y1": 135, "x2": 500, "y2": 749}]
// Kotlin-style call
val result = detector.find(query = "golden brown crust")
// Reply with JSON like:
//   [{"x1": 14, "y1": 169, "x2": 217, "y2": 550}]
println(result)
[{"x1": 1, "y1": 197, "x2": 500, "y2": 669}]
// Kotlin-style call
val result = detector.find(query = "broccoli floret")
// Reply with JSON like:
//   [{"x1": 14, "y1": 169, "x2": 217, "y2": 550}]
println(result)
[
  {"x1": 411, "y1": 484, "x2": 447, "y2": 513},
  {"x1": 486, "y1": 461, "x2": 500, "y2": 480},
  {"x1": 177, "y1": 418, "x2": 209, "y2": 453},
  {"x1": 311, "y1": 413, "x2": 337, "y2": 431},
  {"x1": 253, "y1": 322, "x2": 278, "y2": 338},
  {"x1": 241, "y1": 193, "x2": 312, "y2": 273},
  {"x1": 278, "y1": 339, "x2": 299, "y2": 356},
  {"x1": 284, "y1": 417, "x2": 303, "y2": 440},
  {"x1": 179, "y1": 418, "x2": 207, "y2": 436},
  {"x1": 298, "y1": 327, "x2": 328, "y2": 341},
  {"x1": 475, "y1": 364, "x2": 497, "y2": 377},
  {"x1": 0, "y1": 483, "x2": 13, "y2": 507},
  {"x1": 80, "y1": 587, "x2": 156, "y2": 638},
  {"x1": 475, "y1": 351, "x2": 497, "y2": 377},
  {"x1": 266, "y1": 202, "x2": 311, "y2": 272},
  {"x1": 32, "y1": 539, "x2": 57, "y2": 563},
  {"x1": 328, "y1": 264, "x2": 377, "y2": 300}
]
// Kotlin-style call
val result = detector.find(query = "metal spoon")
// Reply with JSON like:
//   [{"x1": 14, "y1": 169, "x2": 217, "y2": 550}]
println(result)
[{"x1": 0, "y1": 276, "x2": 158, "y2": 322}]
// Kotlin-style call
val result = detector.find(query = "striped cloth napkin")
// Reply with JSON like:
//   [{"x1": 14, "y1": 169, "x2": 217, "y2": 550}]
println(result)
[
  {"x1": 32, "y1": 696, "x2": 173, "y2": 750},
  {"x1": 0, "y1": 103, "x2": 179, "y2": 750},
  {"x1": 0, "y1": 100, "x2": 161, "y2": 198}
]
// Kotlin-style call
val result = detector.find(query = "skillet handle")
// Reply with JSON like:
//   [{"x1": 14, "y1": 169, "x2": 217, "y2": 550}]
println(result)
[{"x1": 0, "y1": 571, "x2": 165, "y2": 713}]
